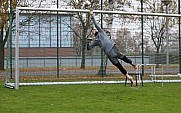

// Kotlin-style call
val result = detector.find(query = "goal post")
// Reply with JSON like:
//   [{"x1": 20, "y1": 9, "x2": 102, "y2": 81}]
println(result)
[
  {"x1": 5, "y1": 7, "x2": 181, "y2": 89},
  {"x1": 15, "y1": 8, "x2": 20, "y2": 89}
]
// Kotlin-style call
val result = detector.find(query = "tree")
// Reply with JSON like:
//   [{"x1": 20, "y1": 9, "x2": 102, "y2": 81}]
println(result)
[
  {"x1": 69, "y1": 0, "x2": 90, "y2": 68},
  {"x1": 142, "y1": 0, "x2": 178, "y2": 65},
  {"x1": 63, "y1": 0, "x2": 100, "y2": 69},
  {"x1": 0, "y1": 0, "x2": 17, "y2": 70},
  {"x1": 69, "y1": 0, "x2": 114, "y2": 70}
]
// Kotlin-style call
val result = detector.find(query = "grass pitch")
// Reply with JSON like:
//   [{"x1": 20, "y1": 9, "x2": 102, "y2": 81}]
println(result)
[{"x1": 0, "y1": 82, "x2": 180, "y2": 113}]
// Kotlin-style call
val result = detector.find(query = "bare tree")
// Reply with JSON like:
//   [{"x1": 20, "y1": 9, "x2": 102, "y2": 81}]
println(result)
[
  {"x1": 143, "y1": 0, "x2": 178, "y2": 65},
  {"x1": 62, "y1": 0, "x2": 100, "y2": 69}
]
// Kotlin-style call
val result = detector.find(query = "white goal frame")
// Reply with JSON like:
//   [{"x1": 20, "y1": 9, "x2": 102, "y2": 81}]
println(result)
[{"x1": 9, "y1": 7, "x2": 181, "y2": 89}]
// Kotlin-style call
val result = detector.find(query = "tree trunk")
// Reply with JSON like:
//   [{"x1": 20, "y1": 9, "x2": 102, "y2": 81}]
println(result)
[
  {"x1": 0, "y1": 42, "x2": 4, "y2": 70},
  {"x1": 0, "y1": 26, "x2": 9, "y2": 71},
  {"x1": 80, "y1": 34, "x2": 86, "y2": 69},
  {"x1": 155, "y1": 48, "x2": 160, "y2": 68}
]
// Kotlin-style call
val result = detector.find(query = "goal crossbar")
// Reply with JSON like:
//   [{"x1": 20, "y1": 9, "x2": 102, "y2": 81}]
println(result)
[{"x1": 16, "y1": 7, "x2": 181, "y2": 17}]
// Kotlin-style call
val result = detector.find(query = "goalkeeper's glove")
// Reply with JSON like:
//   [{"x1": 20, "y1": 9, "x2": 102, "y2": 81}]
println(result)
[{"x1": 90, "y1": 10, "x2": 93, "y2": 16}]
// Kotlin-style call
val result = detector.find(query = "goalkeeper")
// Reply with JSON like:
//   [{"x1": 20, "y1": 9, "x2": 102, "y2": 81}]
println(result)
[{"x1": 87, "y1": 12, "x2": 137, "y2": 84}]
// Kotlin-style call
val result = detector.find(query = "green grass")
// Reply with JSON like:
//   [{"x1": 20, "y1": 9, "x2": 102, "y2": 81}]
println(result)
[{"x1": 0, "y1": 82, "x2": 181, "y2": 113}]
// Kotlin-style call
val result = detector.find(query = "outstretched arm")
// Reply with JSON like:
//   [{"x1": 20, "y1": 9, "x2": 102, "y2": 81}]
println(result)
[{"x1": 91, "y1": 16, "x2": 104, "y2": 32}]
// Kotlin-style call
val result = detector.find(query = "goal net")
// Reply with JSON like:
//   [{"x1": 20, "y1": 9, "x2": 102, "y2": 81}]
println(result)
[{"x1": 5, "y1": 7, "x2": 181, "y2": 89}]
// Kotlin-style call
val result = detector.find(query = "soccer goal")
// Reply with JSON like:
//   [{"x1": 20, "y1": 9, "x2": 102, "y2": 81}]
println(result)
[{"x1": 5, "y1": 7, "x2": 181, "y2": 89}]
